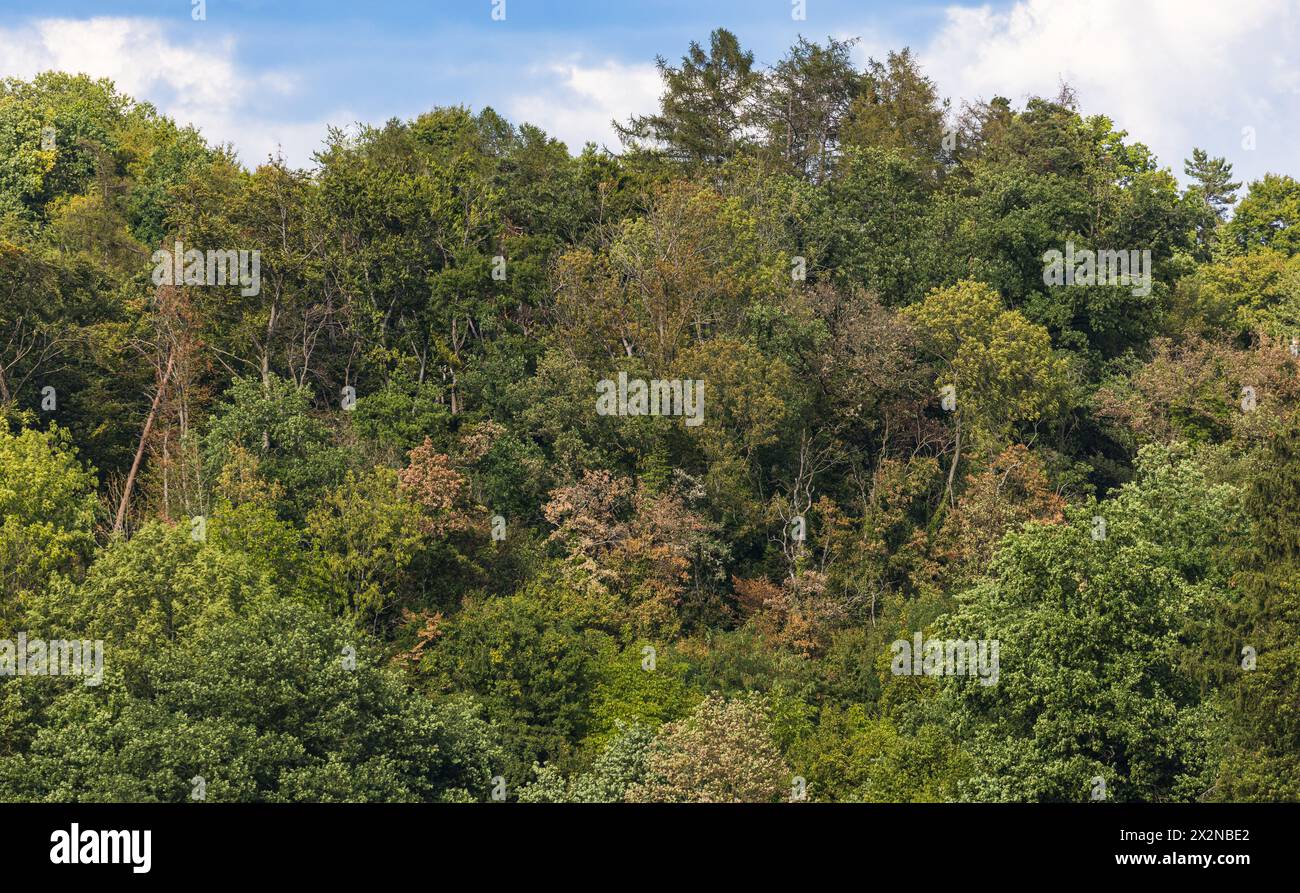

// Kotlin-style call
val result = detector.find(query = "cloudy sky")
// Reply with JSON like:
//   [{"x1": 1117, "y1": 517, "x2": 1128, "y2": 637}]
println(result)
[{"x1": 1, "y1": 0, "x2": 1297, "y2": 186}]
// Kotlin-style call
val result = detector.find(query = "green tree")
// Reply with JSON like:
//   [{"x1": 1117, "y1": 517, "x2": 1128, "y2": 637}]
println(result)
[
  {"x1": 303, "y1": 466, "x2": 428, "y2": 632},
  {"x1": 1216, "y1": 423, "x2": 1300, "y2": 800},
  {"x1": 818, "y1": 146, "x2": 958, "y2": 305},
  {"x1": 0, "y1": 603, "x2": 499, "y2": 802},
  {"x1": 791, "y1": 704, "x2": 967, "y2": 802},
  {"x1": 903, "y1": 280, "x2": 1070, "y2": 506},
  {"x1": 1184, "y1": 148, "x2": 1240, "y2": 220},
  {"x1": 202, "y1": 374, "x2": 344, "y2": 519},
  {"x1": 27, "y1": 521, "x2": 275, "y2": 679},
  {"x1": 758, "y1": 36, "x2": 864, "y2": 183},
  {"x1": 583, "y1": 642, "x2": 696, "y2": 750},
  {"x1": 842, "y1": 49, "x2": 949, "y2": 174},
  {"x1": 1190, "y1": 249, "x2": 1300, "y2": 337},
  {"x1": 1225, "y1": 174, "x2": 1300, "y2": 256},
  {"x1": 944, "y1": 444, "x2": 1240, "y2": 801},
  {"x1": 518, "y1": 722, "x2": 656, "y2": 803},
  {"x1": 0, "y1": 424, "x2": 97, "y2": 622},
  {"x1": 422, "y1": 591, "x2": 609, "y2": 784},
  {"x1": 616, "y1": 29, "x2": 763, "y2": 168}
]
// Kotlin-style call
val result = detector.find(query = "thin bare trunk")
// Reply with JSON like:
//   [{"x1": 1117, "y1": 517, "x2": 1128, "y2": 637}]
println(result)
[
  {"x1": 113, "y1": 349, "x2": 175, "y2": 535},
  {"x1": 943, "y1": 417, "x2": 963, "y2": 509}
]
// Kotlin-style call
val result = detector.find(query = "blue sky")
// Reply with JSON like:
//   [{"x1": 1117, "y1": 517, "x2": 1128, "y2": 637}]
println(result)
[{"x1": 1, "y1": 0, "x2": 1297, "y2": 186}]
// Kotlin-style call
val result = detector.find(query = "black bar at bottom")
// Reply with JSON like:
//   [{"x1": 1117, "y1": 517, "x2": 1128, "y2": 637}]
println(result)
[{"x1": 4, "y1": 802, "x2": 1285, "y2": 879}]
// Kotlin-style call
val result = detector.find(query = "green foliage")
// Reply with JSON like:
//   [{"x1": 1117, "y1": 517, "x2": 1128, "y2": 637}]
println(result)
[
  {"x1": 1225, "y1": 174, "x2": 1300, "y2": 256},
  {"x1": 616, "y1": 28, "x2": 763, "y2": 167},
  {"x1": 0, "y1": 73, "x2": 131, "y2": 218},
  {"x1": 518, "y1": 722, "x2": 656, "y2": 803},
  {"x1": 1179, "y1": 249, "x2": 1300, "y2": 336},
  {"x1": 842, "y1": 49, "x2": 949, "y2": 174},
  {"x1": 791, "y1": 705, "x2": 967, "y2": 802},
  {"x1": 1184, "y1": 148, "x2": 1240, "y2": 234},
  {"x1": 583, "y1": 642, "x2": 697, "y2": 750},
  {"x1": 27, "y1": 522, "x2": 276, "y2": 680},
  {"x1": 420, "y1": 592, "x2": 610, "y2": 783},
  {"x1": 0, "y1": 424, "x2": 97, "y2": 620},
  {"x1": 1216, "y1": 423, "x2": 1300, "y2": 800},
  {"x1": 303, "y1": 467, "x2": 428, "y2": 630},
  {"x1": 943, "y1": 445, "x2": 1240, "y2": 801},
  {"x1": 349, "y1": 372, "x2": 452, "y2": 455},
  {"x1": 817, "y1": 146, "x2": 958, "y2": 305},
  {"x1": 0, "y1": 603, "x2": 499, "y2": 802},
  {"x1": 905, "y1": 279, "x2": 1070, "y2": 441},
  {"x1": 1, "y1": 34, "x2": 1297, "y2": 803},
  {"x1": 202, "y1": 374, "x2": 345, "y2": 519}
]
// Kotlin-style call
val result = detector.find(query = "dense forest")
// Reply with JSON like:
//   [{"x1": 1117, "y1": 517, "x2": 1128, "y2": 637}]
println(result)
[{"x1": 1, "y1": 28, "x2": 1298, "y2": 803}]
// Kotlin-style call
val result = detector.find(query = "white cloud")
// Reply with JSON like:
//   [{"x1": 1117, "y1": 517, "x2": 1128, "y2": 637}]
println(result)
[
  {"x1": 0, "y1": 16, "x2": 342, "y2": 169},
  {"x1": 4, "y1": 5, "x2": 1298, "y2": 183},
  {"x1": 919, "y1": 0, "x2": 1300, "y2": 182},
  {"x1": 501, "y1": 3, "x2": 1300, "y2": 178},
  {"x1": 507, "y1": 60, "x2": 662, "y2": 152},
  {"x1": 0, "y1": 16, "x2": 656, "y2": 164}
]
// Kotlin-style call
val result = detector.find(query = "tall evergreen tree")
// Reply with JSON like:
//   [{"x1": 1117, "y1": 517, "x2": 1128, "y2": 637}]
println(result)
[
  {"x1": 758, "y1": 36, "x2": 864, "y2": 183},
  {"x1": 1184, "y1": 148, "x2": 1241, "y2": 220},
  {"x1": 841, "y1": 48, "x2": 949, "y2": 174},
  {"x1": 615, "y1": 28, "x2": 762, "y2": 168}
]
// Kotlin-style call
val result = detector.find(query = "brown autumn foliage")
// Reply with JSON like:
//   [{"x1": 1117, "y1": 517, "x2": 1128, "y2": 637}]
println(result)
[
  {"x1": 395, "y1": 607, "x2": 445, "y2": 667},
  {"x1": 933, "y1": 443, "x2": 1066, "y2": 583},
  {"x1": 734, "y1": 569, "x2": 840, "y2": 657},
  {"x1": 543, "y1": 468, "x2": 723, "y2": 637},
  {"x1": 1095, "y1": 335, "x2": 1300, "y2": 448},
  {"x1": 398, "y1": 436, "x2": 481, "y2": 537}
]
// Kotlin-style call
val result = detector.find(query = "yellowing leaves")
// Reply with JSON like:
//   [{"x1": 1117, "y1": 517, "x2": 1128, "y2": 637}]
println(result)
[{"x1": 904, "y1": 279, "x2": 1070, "y2": 440}]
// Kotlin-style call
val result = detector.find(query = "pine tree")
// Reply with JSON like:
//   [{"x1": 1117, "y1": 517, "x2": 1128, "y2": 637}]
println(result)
[
  {"x1": 758, "y1": 36, "x2": 864, "y2": 183},
  {"x1": 614, "y1": 28, "x2": 762, "y2": 167},
  {"x1": 1184, "y1": 147, "x2": 1241, "y2": 220},
  {"x1": 841, "y1": 48, "x2": 949, "y2": 173}
]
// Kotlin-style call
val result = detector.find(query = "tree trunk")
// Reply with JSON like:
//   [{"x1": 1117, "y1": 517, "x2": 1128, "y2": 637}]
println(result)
[
  {"x1": 943, "y1": 417, "x2": 963, "y2": 509},
  {"x1": 113, "y1": 349, "x2": 175, "y2": 535}
]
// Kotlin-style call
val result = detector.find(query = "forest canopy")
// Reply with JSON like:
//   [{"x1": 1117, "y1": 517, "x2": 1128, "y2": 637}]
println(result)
[{"x1": 1, "y1": 29, "x2": 1298, "y2": 802}]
